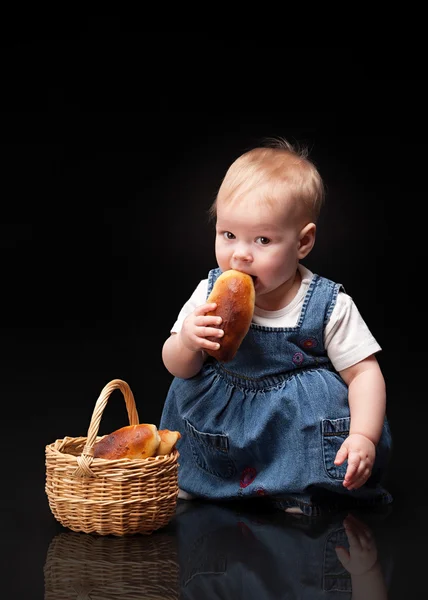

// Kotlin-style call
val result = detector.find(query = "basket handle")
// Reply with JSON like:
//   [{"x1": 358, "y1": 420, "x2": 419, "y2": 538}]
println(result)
[{"x1": 73, "y1": 379, "x2": 140, "y2": 477}]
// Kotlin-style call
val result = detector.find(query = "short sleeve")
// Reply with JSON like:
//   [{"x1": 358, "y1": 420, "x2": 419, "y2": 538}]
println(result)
[{"x1": 324, "y1": 292, "x2": 382, "y2": 372}]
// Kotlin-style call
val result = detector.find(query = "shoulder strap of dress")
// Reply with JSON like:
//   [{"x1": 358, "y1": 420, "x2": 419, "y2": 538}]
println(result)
[
  {"x1": 206, "y1": 268, "x2": 222, "y2": 297},
  {"x1": 298, "y1": 274, "x2": 344, "y2": 330}
]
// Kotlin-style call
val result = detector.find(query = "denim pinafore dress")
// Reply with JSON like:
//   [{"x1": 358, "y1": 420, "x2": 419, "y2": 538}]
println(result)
[{"x1": 160, "y1": 268, "x2": 393, "y2": 515}]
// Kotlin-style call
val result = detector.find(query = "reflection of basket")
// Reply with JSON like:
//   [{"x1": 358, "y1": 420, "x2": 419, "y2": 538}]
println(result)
[
  {"x1": 45, "y1": 379, "x2": 179, "y2": 535},
  {"x1": 44, "y1": 530, "x2": 179, "y2": 600}
]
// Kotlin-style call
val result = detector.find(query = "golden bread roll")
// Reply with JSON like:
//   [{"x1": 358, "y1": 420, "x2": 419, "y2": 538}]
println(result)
[
  {"x1": 156, "y1": 429, "x2": 182, "y2": 456},
  {"x1": 205, "y1": 269, "x2": 255, "y2": 363},
  {"x1": 93, "y1": 424, "x2": 161, "y2": 459},
  {"x1": 93, "y1": 424, "x2": 182, "y2": 459}
]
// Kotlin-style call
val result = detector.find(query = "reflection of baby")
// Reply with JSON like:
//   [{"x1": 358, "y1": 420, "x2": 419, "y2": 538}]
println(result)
[
  {"x1": 335, "y1": 513, "x2": 388, "y2": 600},
  {"x1": 175, "y1": 501, "x2": 391, "y2": 599}
]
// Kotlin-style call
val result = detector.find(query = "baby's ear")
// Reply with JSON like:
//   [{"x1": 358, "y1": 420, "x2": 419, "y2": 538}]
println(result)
[{"x1": 298, "y1": 223, "x2": 316, "y2": 258}]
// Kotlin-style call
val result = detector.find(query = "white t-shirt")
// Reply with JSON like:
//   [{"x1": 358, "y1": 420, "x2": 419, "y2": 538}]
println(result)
[{"x1": 171, "y1": 264, "x2": 381, "y2": 372}]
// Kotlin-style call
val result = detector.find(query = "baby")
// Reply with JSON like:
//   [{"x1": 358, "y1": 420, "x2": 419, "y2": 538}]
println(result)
[{"x1": 160, "y1": 137, "x2": 392, "y2": 515}]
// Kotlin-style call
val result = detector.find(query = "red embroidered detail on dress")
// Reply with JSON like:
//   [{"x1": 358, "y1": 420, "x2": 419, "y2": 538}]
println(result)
[
  {"x1": 292, "y1": 352, "x2": 304, "y2": 365},
  {"x1": 302, "y1": 337, "x2": 318, "y2": 349},
  {"x1": 240, "y1": 467, "x2": 257, "y2": 488},
  {"x1": 255, "y1": 487, "x2": 266, "y2": 496}
]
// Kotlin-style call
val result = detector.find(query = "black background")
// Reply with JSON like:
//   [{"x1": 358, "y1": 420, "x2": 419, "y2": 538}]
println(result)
[{"x1": 1, "y1": 32, "x2": 427, "y2": 597}]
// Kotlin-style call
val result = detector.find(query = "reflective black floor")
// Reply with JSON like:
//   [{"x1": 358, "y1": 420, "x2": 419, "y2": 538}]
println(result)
[
  {"x1": 44, "y1": 502, "x2": 393, "y2": 599},
  {"x1": 6, "y1": 491, "x2": 424, "y2": 599}
]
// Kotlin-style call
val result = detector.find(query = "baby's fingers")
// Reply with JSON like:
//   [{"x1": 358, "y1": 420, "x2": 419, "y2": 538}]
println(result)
[
  {"x1": 335, "y1": 546, "x2": 351, "y2": 569},
  {"x1": 343, "y1": 452, "x2": 363, "y2": 488},
  {"x1": 195, "y1": 302, "x2": 217, "y2": 313},
  {"x1": 202, "y1": 338, "x2": 222, "y2": 352},
  {"x1": 199, "y1": 325, "x2": 224, "y2": 340},
  {"x1": 334, "y1": 444, "x2": 349, "y2": 467},
  {"x1": 344, "y1": 466, "x2": 371, "y2": 490},
  {"x1": 345, "y1": 448, "x2": 374, "y2": 489},
  {"x1": 194, "y1": 303, "x2": 222, "y2": 328}
]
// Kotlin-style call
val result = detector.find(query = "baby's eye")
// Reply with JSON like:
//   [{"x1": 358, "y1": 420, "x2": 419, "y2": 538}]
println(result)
[
  {"x1": 222, "y1": 231, "x2": 235, "y2": 240},
  {"x1": 256, "y1": 236, "x2": 271, "y2": 245}
]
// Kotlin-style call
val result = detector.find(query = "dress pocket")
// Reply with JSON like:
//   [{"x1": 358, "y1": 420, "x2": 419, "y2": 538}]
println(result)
[
  {"x1": 184, "y1": 418, "x2": 236, "y2": 479},
  {"x1": 322, "y1": 417, "x2": 350, "y2": 480}
]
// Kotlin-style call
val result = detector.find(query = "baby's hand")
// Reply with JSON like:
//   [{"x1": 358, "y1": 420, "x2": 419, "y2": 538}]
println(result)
[
  {"x1": 335, "y1": 513, "x2": 378, "y2": 575},
  {"x1": 334, "y1": 433, "x2": 375, "y2": 490},
  {"x1": 179, "y1": 303, "x2": 224, "y2": 354}
]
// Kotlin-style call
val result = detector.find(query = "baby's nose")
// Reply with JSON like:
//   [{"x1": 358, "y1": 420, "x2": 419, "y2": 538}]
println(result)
[{"x1": 232, "y1": 246, "x2": 253, "y2": 263}]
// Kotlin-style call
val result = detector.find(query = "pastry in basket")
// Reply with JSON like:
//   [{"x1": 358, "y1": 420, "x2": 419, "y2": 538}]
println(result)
[
  {"x1": 93, "y1": 424, "x2": 181, "y2": 459},
  {"x1": 157, "y1": 429, "x2": 182, "y2": 456}
]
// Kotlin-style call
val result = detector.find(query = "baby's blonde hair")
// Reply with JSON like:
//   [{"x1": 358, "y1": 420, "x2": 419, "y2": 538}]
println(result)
[{"x1": 209, "y1": 137, "x2": 325, "y2": 224}]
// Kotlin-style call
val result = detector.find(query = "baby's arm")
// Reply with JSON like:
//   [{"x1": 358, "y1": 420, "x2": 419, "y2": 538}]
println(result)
[
  {"x1": 162, "y1": 303, "x2": 224, "y2": 379},
  {"x1": 335, "y1": 355, "x2": 386, "y2": 490}
]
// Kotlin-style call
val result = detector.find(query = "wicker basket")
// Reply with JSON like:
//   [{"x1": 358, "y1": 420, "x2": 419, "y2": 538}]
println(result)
[
  {"x1": 44, "y1": 530, "x2": 179, "y2": 600},
  {"x1": 45, "y1": 379, "x2": 180, "y2": 536}
]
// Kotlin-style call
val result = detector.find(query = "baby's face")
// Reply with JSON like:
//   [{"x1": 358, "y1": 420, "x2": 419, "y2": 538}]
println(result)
[{"x1": 215, "y1": 194, "x2": 305, "y2": 309}]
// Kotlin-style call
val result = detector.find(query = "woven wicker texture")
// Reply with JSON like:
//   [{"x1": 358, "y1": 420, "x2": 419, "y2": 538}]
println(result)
[
  {"x1": 45, "y1": 379, "x2": 179, "y2": 535},
  {"x1": 44, "y1": 530, "x2": 179, "y2": 600}
]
